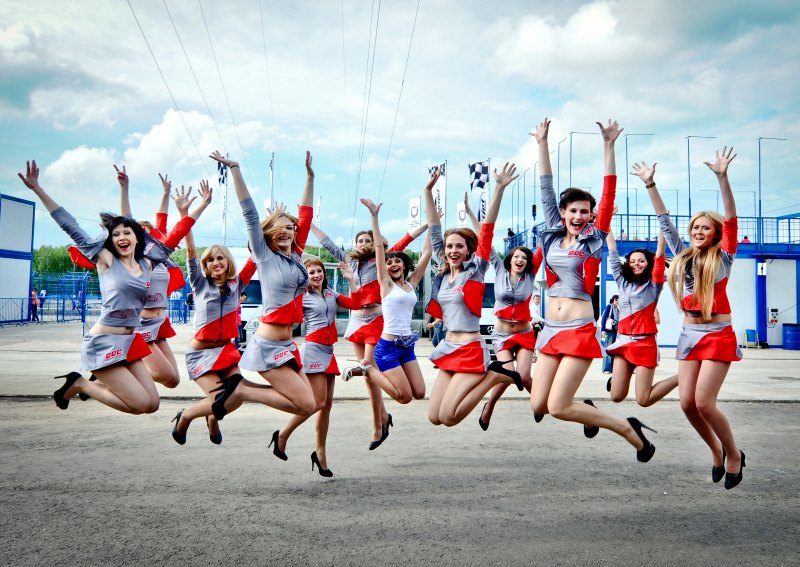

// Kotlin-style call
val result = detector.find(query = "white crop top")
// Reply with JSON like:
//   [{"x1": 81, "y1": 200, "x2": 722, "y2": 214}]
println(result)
[{"x1": 382, "y1": 282, "x2": 417, "y2": 336}]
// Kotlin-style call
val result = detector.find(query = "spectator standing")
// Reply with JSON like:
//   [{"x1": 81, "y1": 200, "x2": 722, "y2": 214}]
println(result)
[{"x1": 600, "y1": 295, "x2": 620, "y2": 373}]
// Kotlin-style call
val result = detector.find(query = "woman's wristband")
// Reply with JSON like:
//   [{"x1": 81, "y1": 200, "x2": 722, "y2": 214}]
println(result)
[{"x1": 645, "y1": 182, "x2": 656, "y2": 189}]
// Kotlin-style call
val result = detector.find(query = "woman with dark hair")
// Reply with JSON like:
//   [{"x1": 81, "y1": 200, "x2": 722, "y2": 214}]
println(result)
[
  {"x1": 425, "y1": 164, "x2": 524, "y2": 428},
  {"x1": 529, "y1": 118, "x2": 656, "y2": 463},
  {"x1": 207, "y1": 150, "x2": 317, "y2": 429},
  {"x1": 640, "y1": 149, "x2": 745, "y2": 488},
  {"x1": 602, "y1": 225, "x2": 678, "y2": 406},
  {"x1": 266, "y1": 258, "x2": 360, "y2": 476},
  {"x1": 458, "y1": 193, "x2": 543, "y2": 431},
  {"x1": 357, "y1": 197, "x2": 432, "y2": 418},
  {"x1": 116, "y1": 166, "x2": 185, "y2": 388},
  {"x1": 310, "y1": 204, "x2": 428, "y2": 449},
  {"x1": 18, "y1": 160, "x2": 208, "y2": 415}
]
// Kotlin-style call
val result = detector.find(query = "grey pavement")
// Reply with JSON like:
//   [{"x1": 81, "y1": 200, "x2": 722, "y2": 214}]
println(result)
[
  {"x1": 1, "y1": 320, "x2": 799, "y2": 401},
  {"x1": 0, "y1": 321, "x2": 799, "y2": 566}
]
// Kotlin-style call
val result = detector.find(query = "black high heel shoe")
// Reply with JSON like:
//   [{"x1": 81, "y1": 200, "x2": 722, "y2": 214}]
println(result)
[
  {"x1": 78, "y1": 374, "x2": 97, "y2": 401},
  {"x1": 211, "y1": 374, "x2": 243, "y2": 421},
  {"x1": 533, "y1": 412, "x2": 545, "y2": 423},
  {"x1": 53, "y1": 372, "x2": 82, "y2": 410},
  {"x1": 627, "y1": 417, "x2": 656, "y2": 463},
  {"x1": 583, "y1": 400, "x2": 599, "y2": 439},
  {"x1": 171, "y1": 409, "x2": 187, "y2": 445},
  {"x1": 487, "y1": 360, "x2": 524, "y2": 391},
  {"x1": 311, "y1": 451, "x2": 334, "y2": 478},
  {"x1": 369, "y1": 413, "x2": 393, "y2": 450},
  {"x1": 606, "y1": 376, "x2": 612, "y2": 392},
  {"x1": 712, "y1": 447, "x2": 726, "y2": 483},
  {"x1": 724, "y1": 451, "x2": 746, "y2": 490},
  {"x1": 478, "y1": 402, "x2": 490, "y2": 431},
  {"x1": 205, "y1": 415, "x2": 222, "y2": 445},
  {"x1": 268, "y1": 430, "x2": 288, "y2": 461}
]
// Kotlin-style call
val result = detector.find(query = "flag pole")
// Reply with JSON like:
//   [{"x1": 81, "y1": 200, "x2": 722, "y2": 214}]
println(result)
[
  {"x1": 269, "y1": 152, "x2": 275, "y2": 213},
  {"x1": 221, "y1": 154, "x2": 229, "y2": 246}
]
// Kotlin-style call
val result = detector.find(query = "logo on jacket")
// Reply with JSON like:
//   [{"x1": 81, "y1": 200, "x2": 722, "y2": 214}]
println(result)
[
  {"x1": 193, "y1": 366, "x2": 204, "y2": 376},
  {"x1": 274, "y1": 350, "x2": 291, "y2": 362},
  {"x1": 452, "y1": 286, "x2": 464, "y2": 293},
  {"x1": 567, "y1": 250, "x2": 586, "y2": 257}
]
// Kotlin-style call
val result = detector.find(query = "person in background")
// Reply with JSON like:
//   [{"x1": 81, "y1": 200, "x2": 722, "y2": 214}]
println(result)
[
  {"x1": 30, "y1": 290, "x2": 40, "y2": 322},
  {"x1": 600, "y1": 295, "x2": 620, "y2": 374},
  {"x1": 740, "y1": 235, "x2": 751, "y2": 243}
]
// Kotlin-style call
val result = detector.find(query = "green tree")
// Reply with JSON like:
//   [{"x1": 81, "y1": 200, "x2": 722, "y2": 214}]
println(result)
[{"x1": 34, "y1": 245, "x2": 92, "y2": 274}]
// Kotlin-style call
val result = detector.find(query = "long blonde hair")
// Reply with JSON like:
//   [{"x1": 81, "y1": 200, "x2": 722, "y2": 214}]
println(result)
[
  {"x1": 200, "y1": 245, "x2": 237, "y2": 282},
  {"x1": 667, "y1": 211, "x2": 724, "y2": 320}
]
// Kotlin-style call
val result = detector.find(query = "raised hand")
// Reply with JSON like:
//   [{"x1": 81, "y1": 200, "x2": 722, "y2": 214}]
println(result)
[
  {"x1": 266, "y1": 201, "x2": 287, "y2": 215},
  {"x1": 630, "y1": 161, "x2": 656, "y2": 184},
  {"x1": 703, "y1": 146, "x2": 737, "y2": 176},
  {"x1": 158, "y1": 173, "x2": 172, "y2": 195},
  {"x1": 425, "y1": 168, "x2": 441, "y2": 192},
  {"x1": 305, "y1": 150, "x2": 314, "y2": 178},
  {"x1": 360, "y1": 198, "x2": 382, "y2": 216},
  {"x1": 339, "y1": 261, "x2": 354, "y2": 281},
  {"x1": 198, "y1": 180, "x2": 213, "y2": 206},
  {"x1": 114, "y1": 164, "x2": 128, "y2": 189},
  {"x1": 172, "y1": 185, "x2": 196, "y2": 214},
  {"x1": 18, "y1": 160, "x2": 42, "y2": 191},
  {"x1": 528, "y1": 118, "x2": 551, "y2": 144},
  {"x1": 209, "y1": 150, "x2": 238, "y2": 168},
  {"x1": 597, "y1": 119, "x2": 623, "y2": 143},
  {"x1": 493, "y1": 162, "x2": 519, "y2": 189}
]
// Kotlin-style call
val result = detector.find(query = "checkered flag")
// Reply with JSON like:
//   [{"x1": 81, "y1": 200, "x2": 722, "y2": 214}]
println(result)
[
  {"x1": 469, "y1": 161, "x2": 489, "y2": 192},
  {"x1": 428, "y1": 162, "x2": 446, "y2": 218},
  {"x1": 217, "y1": 160, "x2": 228, "y2": 187},
  {"x1": 469, "y1": 161, "x2": 489, "y2": 221}
]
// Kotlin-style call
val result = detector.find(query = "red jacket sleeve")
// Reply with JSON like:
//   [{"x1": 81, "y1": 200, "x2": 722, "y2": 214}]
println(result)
[
  {"x1": 293, "y1": 205, "x2": 313, "y2": 254},
  {"x1": 390, "y1": 233, "x2": 414, "y2": 252},
  {"x1": 162, "y1": 216, "x2": 196, "y2": 250},
  {"x1": 239, "y1": 257, "x2": 257, "y2": 285},
  {"x1": 155, "y1": 212, "x2": 168, "y2": 234},
  {"x1": 336, "y1": 290, "x2": 362, "y2": 310},
  {"x1": 594, "y1": 175, "x2": 617, "y2": 232},
  {"x1": 532, "y1": 246, "x2": 543, "y2": 274},
  {"x1": 651, "y1": 255, "x2": 666, "y2": 284},
  {"x1": 721, "y1": 217, "x2": 738, "y2": 254},
  {"x1": 476, "y1": 223, "x2": 495, "y2": 261}
]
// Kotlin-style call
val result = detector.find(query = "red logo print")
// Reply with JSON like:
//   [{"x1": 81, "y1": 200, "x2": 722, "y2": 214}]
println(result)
[
  {"x1": 567, "y1": 250, "x2": 586, "y2": 257},
  {"x1": 105, "y1": 349, "x2": 122, "y2": 360},
  {"x1": 274, "y1": 350, "x2": 291, "y2": 361},
  {"x1": 308, "y1": 363, "x2": 323, "y2": 370},
  {"x1": 193, "y1": 366, "x2": 204, "y2": 376}
]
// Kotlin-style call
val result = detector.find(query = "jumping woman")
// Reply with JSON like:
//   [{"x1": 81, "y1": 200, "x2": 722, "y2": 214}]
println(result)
[
  {"x1": 639, "y1": 148, "x2": 745, "y2": 488},
  {"x1": 207, "y1": 150, "x2": 316, "y2": 430},
  {"x1": 529, "y1": 118, "x2": 656, "y2": 463},
  {"x1": 458, "y1": 192, "x2": 542, "y2": 431},
  {"x1": 359, "y1": 196, "x2": 432, "y2": 409},
  {"x1": 268, "y1": 259, "x2": 360, "y2": 476},
  {"x1": 19, "y1": 160, "x2": 208, "y2": 414},
  {"x1": 311, "y1": 203, "x2": 428, "y2": 449},
  {"x1": 425, "y1": 164, "x2": 524, "y2": 428},
  {"x1": 603, "y1": 219, "x2": 678, "y2": 406}
]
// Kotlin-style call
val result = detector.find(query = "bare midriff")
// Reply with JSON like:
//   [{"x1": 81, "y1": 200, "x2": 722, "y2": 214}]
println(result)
[
  {"x1": 354, "y1": 305, "x2": 382, "y2": 317},
  {"x1": 495, "y1": 319, "x2": 532, "y2": 333},
  {"x1": 546, "y1": 296, "x2": 594, "y2": 321},
  {"x1": 445, "y1": 330, "x2": 481, "y2": 343},
  {"x1": 684, "y1": 313, "x2": 732, "y2": 325},
  {"x1": 89, "y1": 324, "x2": 135, "y2": 336},
  {"x1": 190, "y1": 337, "x2": 231, "y2": 350},
  {"x1": 257, "y1": 322, "x2": 294, "y2": 342},
  {"x1": 141, "y1": 307, "x2": 165, "y2": 319}
]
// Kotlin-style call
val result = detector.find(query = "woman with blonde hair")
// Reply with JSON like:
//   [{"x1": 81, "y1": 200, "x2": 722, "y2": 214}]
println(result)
[
  {"x1": 425, "y1": 164, "x2": 524, "y2": 428},
  {"x1": 266, "y1": 258, "x2": 359, "y2": 476},
  {"x1": 639, "y1": 147, "x2": 745, "y2": 488},
  {"x1": 205, "y1": 151, "x2": 316, "y2": 432},
  {"x1": 530, "y1": 118, "x2": 656, "y2": 463}
]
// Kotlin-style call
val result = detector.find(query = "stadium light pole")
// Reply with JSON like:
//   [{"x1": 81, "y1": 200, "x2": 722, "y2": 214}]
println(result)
[
  {"x1": 556, "y1": 137, "x2": 567, "y2": 192},
  {"x1": 568, "y1": 131, "x2": 598, "y2": 188},
  {"x1": 757, "y1": 137, "x2": 787, "y2": 244},
  {"x1": 686, "y1": 135, "x2": 716, "y2": 217},
  {"x1": 624, "y1": 133, "x2": 654, "y2": 237}
]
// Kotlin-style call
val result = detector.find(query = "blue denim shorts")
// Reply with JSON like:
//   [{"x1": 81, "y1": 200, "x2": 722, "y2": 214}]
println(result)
[{"x1": 374, "y1": 337, "x2": 417, "y2": 371}]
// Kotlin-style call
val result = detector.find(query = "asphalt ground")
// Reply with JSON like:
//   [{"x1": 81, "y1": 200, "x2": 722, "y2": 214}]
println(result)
[{"x1": 1, "y1": 321, "x2": 798, "y2": 566}]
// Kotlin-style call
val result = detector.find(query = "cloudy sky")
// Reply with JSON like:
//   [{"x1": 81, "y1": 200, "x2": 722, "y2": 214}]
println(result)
[{"x1": 2, "y1": 0, "x2": 799, "y2": 251}]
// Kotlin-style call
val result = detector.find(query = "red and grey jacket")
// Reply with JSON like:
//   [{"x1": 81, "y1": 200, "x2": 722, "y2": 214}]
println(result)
[
  {"x1": 609, "y1": 250, "x2": 665, "y2": 335},
  {"x1": 320, "y1": 233, "x2": 414, "y2": 308},
  {"x1": 426, "y1": 223, "x2": 493, "y2": 333},
  {"x1": 540, "y1": 174, "x2": 616, "y2": 301},
  {"x1": 302, "y1": 287, "x2": 361, "y2": 345},
  {"x1": 490, "y1": 247, "x2": 543, "y2": 322},
  {"x1": 240, "y1": 197, "x2": 311, "y2": 325},
  {"x1": 658, "y1": 213, "x2": 736, "y2": 316},
  {"x1": 189, "y1": 256, "x2": 256, "y2": 341}
]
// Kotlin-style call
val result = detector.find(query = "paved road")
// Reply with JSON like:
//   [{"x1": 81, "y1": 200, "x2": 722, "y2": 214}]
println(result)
[{"x1": 1, "y1": 322, "x2": 799, "y2": 565}]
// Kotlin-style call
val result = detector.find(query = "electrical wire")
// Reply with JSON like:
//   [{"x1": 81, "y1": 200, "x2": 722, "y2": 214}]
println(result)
[
  {"x1": 259, "y1": 0, "x2": 283, "y2": 201},
  {"x1": 340, "y1": 0, "x2": 352, "y2": 223},
  {"x1": 376, "y1": 0, "x2": 421, "y2": 202},
  {"x1": 125, "y1": 0, "x2": 214, "y2": 180}
]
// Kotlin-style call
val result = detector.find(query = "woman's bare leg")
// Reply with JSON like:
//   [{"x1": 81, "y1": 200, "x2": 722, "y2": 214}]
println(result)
[
  {"x1": 277, "y1": 373, "x2": 328, "y2": 453},
  {"x1": 634, "y1": 366, "x2": 679, "y2": 407},
  {"x1": 142, "y1": 341, "x2": 180, "y2": 388}
]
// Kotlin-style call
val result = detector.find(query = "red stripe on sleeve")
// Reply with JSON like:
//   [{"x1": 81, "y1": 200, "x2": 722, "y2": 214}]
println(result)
[
  {"x1": 651, "y1": 255, "x2": 666, "y2": 284},
  {"x1": 594, "y1": 175, "x2": 617, "y2": 232},
  {"x1": 390, "y1": 233, "x2": 413, "y2": 252},
  {"x1": 162, "y1": 216, "x2": 195, "y2": 250},
  {"x1": 239, "y1": 257, "x2": 256, "y2": 286},
  {"x1": 476, "y1": 223, "x2": 494, "y2": 261},
  {"x1": 155, "y1": 212, "x2": 168, "y2": 234},
  {"x1": 721, "y1": 217, "x2": 738, "y2": 254},
  {"x1": 294, "y1": 205, "x2": 313, "y2": 254}
]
